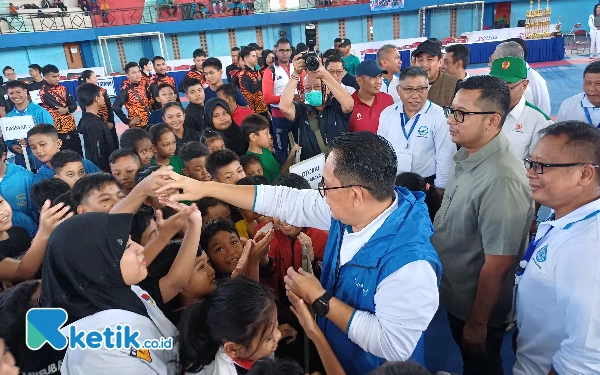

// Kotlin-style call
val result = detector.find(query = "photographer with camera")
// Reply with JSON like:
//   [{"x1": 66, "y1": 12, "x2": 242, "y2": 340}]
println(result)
[{"x1": 279, "y1": 52, "x2": 354, "y2": 161}]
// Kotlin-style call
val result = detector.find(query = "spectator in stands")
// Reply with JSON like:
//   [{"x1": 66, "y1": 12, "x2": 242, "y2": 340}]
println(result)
[
  {"x1": 431, "y1": 76, "x2": 534, "y2": 375},
  {"x1": 77, "y1": 0, "x2": 90, "y2": 12},
  {"x1": 186, "y1": 48, "x2": 208, "y2": 87},
  {"x1": 339, "y1": 39, "x2": 360, "y2": 76},
  {"x1": 40, "y1": 64, "x2": 82, "y2": 156},
  {"x1": 442, "y1": 44, "x2": 470, "y2": 80},
  {"x1": 239, "y1": 47, "x2": 269, "y2": 119},
  {"x1": 279, "y1": 54, "x2": 353, "y2": 160},
  {"x1": 41, "y1": 0, "x2": 51, "y2": 8},
  {"x1": 349, "y1": 60, "x2": 394, "y2": 133},
  {"x1": 262, "y1": 38, "x2": 301, "y2": 164},
  {"x1": 114, "y1": 62, "x2": 152, "y2": 128},
  {"x1": 377, "y1": 44, "x2": 402, "y2": 103},
  {"x1": 27, "y1": 64, "x2": 45, "y2": 92},
  {"x1": 491, "y1": 39, "x2": 551, "y2": 115},
  {"x1": 211, "y1": 0, "x2": 216, "y2": 14},
  {"x1": 99, "y1": 0, "x2": 109, "y2": 23},
  {"x1": 557, "y1": 60, "x2": 600, "y2": 124},
  {"x1": 8, "y1": 3, "x2": 18, "y2": 15},
  {"x1": 412, "y1": 39, "x2": 459, "y2": 108},
  {"x1": 226, "y1": 47, "x2": 240, "y2": 82},
  {"x1": 53, "y1": 0, "x2": 67, "y2": 11},
  {"x1": 78, "y1": 69, "x2": 117, "y2": 145},
  {"x1": 203, "y1": 57, "x2": 247, "y2": 106},
  {"x1": 217, "y1": 83, "x2": 253, "y2": 126},
  {"x1": 513, "y1": 121, "x2": 600, "y2": 375},
  {"x1": 489, "y1": 56, "x2": 553, "y2": 160},
  {"x1": 378, "y1": 66, "x2": 455, "y2": 190}
]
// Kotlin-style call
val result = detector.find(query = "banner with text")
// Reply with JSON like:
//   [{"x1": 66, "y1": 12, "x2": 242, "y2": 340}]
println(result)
[{"x1": 370, "y1": 0, "x2": 403, "y2": 12}]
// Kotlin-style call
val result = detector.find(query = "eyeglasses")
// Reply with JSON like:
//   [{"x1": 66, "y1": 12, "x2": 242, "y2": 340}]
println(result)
[
  {"x1": 524, "y1": 158, "x2": 600, "y2": 174},
  {"x1": 507, "y1": 80, "x2": 527, "y2": 91},
  {"x1": 327, "y1": 69, "x2": 345, "y2": 76},
  {"x1": 317, "y1": 178, "x2": 370, "y2": 198},
  {"x1": 277, "y1": 49, "x2": 292, "y2": 54},
  {"x1": 443, "y1": 106, "x2": 499, "y2": 123},
  {"x1": 399, "y1": 86, "x2": 428, "y2": 95}
]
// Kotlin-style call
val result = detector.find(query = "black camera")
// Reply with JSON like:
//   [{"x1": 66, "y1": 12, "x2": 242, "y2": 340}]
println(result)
[{"x1": 301, "y1": 23, "x2": 320, "y2": 72}]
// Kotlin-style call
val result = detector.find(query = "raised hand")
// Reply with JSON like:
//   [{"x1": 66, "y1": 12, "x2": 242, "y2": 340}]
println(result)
[{"x1": 38, "y1": 200, "x2": 74, "y2": 235}]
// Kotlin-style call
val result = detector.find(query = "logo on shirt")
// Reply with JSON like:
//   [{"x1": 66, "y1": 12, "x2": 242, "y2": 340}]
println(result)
[
  {"x1": 130, "y1": 348, "x2": 153, "y2": 363},
  {"x1": 417, "y1": 125, "x2": 429, "y2": 137},
  {"x1": 141, "y1": 293, "x2": 156, "y2": 307},
  {"x1": 535, "y1": 245, "x2": 548, "y2": 264},
  {"x1": 276, "y1": 75, "x2": 283, "y2": 80},
  {"x1": 513, "y1": 123, "x2": 523, "y2": 133},
  {"x1": 356, "y1": 113, "x2": 362, "y2": 120}
]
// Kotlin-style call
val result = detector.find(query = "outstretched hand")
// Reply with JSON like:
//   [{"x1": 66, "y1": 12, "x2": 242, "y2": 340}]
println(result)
[{"x1": 155, "y1": 170, "x2": 207, "y2": 202}]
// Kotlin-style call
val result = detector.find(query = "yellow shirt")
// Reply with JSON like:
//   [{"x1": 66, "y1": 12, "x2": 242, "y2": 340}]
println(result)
[{"x1": 236, "y1": 220, "x2": 249, "y2": 239}]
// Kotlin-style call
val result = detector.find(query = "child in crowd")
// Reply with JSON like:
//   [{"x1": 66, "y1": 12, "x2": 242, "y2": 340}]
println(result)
[
  {"x1": 242, "y1": 114, "x2": 299, "y2": 182},
  {"x1": 30, "y1": 178, "x2": 70, "y2": 212},
  {"x1": 149, "y1": 123, "x2": 185, "y2": 175},
  {"x1": 200, "y1": 128, "x2": 226, "y2": 154},
  {"x1": 197, "y1": 197, "x2": 231, "y2": 222},
  {"x1": 235, "y1": 175, "x2": 270, "y2": 239},
  {"x1": 216, "y1": 83, "x2": 253, "y2": 126},
  {"x1": 182, "y1": 77, "x2": 206, "y2": 133},
  {"x1": 240, "y1": 154, "x2": 264, "y2": 177},
  {"x1": 27, "y1": 124, "x2": 100, "y2": 185},
  {"x1": 0, "y1": 140, "x2": 37, "y2": 237},
  {"x1": 199, "y1": 218, "x2": 244, "y2": 277},
  {"x1": 109, "y1": 148, "x2": 142, "y2": 195},
  {"x1": 179, "y1": 141, "x2": 211, "y2": 182},
  {"x1": 70, "y1": 172, "x2": 124, "y2": 214},
  {"x1": 204, "y1": 98, "x2": 248, "y2": 156},
  {"x1": 206, "y1": 148, "x2": 246, "y2": 184},
  {"x1": 120, "y1": 127, "x2": 155, "y2": 167},
  {"x1": 78, "y1": 70, "x2": 117, "y2": 146},
  {"x1": 0, "y1": 194, "x2": 72, "y2": 281},
  {"x1": 39, "y1": 213, "x2": 178, "y2": 373},
  {"x1": 395, "y1": 172, "x2": 442, "y2": 223},
  {"x1": 50, "y1": 150, "x2": 86, "y2": 188},
  {"x1": 178, "y1": 278, "x2": 280, "y2": 374},
  {"x1": 76, "y1": 82, "x2": 117, "y2": 172},
  {"x1": 162, "y1": 102, "x2": 201, "y2": 151},
  {"x1": 148, "y1": 83, "x2": 178, "y2": 126}
]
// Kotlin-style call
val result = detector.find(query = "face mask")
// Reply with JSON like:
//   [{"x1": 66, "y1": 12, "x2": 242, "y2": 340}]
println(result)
[{"x1": 305, "y1": 90, "x2": 323, "y2": 107}]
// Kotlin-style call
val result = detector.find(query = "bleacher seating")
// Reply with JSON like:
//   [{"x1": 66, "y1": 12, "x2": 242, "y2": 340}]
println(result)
[{"x1": 0, "y1": 8, "x2": 93, "y2": 33}]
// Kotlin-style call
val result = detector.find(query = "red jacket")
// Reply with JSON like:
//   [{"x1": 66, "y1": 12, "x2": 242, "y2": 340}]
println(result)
[{"x1": 231, "y1": 105, "x2": 254, "y2": 126}]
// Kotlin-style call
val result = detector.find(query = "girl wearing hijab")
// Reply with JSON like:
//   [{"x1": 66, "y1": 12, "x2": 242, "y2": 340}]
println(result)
[
  {"x1": 39, "y1": 212, "x2": 178, "y2": 374},
  {"x1": 204, "y1": 98, "x2": 248, "y2": 156}
]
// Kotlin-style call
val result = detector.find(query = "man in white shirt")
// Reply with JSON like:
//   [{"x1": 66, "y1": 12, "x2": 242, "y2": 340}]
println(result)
[
  {"x1": 377, "y1": 44, "x2": 402, "y2": 103},
  {"x1": 490, "y1": 40, "x2": 551, "y2": 115},
  {"x1": 378, "y1": 66, "x2": 455, "y2": 189},
  {"x1": 489, "y1": 56, "x2": 553, "y2": 160},
  {"x1": 557, "y1": 60, "x2": 600, "y2": 125},
  {"x1": 155, "y1": 132, "x2": 442, "y2": 375},
  {"x1": 442, "y1": 44, "x2": 470, "y2": 80},
  {"x1": 515, "y1": 121, "x2": 600, "y2": 375}
]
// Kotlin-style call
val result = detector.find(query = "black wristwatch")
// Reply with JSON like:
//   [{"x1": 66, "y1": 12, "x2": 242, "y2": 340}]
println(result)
[{"x1": 311, "y1": 292, "x2": 332, "y2": 317}]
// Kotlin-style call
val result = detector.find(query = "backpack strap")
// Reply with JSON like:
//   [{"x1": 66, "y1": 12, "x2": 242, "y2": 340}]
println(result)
[{"x1": 308, "y1": 112, "x2": 327, "y2": 155}]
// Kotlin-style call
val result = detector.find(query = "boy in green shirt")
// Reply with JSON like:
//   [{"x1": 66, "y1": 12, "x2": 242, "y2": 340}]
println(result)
[
  {"x1": 241, "y1": 114, "x2": 298, "y2": 183},
  {"x1": 148, "y1": 123, "x2": 185, "y2": 175},
  {"x1": 339, "y1": 38, "x2": 360, "y2": 76}
]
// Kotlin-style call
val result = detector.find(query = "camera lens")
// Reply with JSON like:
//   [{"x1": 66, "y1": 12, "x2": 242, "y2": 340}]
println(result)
[{"x1": 306, "y1": 56, "x2": 319, "y2": 72}]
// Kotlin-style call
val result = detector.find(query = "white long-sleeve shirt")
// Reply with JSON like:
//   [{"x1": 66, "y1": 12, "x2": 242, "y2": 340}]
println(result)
[
  {"x1": 514, "y1": 198, "x2": 600, "y2": 375},
  {"x1": 524, "y1": 65, "x2": 551, "y2": 116},
  {"x1": 377, "y1": 100, "x2": 456, "y2": 188},
  {"x1": 253, "y1": 185, "x2": 439, "y2": 361}
]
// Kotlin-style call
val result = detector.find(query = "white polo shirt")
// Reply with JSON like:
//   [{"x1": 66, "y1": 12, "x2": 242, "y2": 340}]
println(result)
[
  {"x1": 524, "y1": 65, "x2": 551, "y2": 115},
  {"x1": 557, "y1": 92, "x2": 600, "y2": 126},
  {"x1": 514, "y1": 198, "x2": 600, "y2": 375},
  {"x1": 502, "y1": 97, "x2": 553, "y2": 160},
  {"x1": 377, "y1": 100, "x2": 456, "y2": 188},
  {"x1": 381, "y1": 75, "x2": 401, "y2": 103}
]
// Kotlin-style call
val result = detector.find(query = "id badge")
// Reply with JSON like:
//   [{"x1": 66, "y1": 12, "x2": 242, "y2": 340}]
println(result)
[{"x1": 397, "y1": 153, "x2": 412, "y2": 173}]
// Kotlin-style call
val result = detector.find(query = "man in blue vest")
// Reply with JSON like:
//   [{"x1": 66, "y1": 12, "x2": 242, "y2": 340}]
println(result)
[{"x1": 154, "y1": 131, "x2": 442, "y2": 375}]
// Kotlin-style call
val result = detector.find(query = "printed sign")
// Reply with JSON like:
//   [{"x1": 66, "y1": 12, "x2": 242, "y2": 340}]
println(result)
[
  {"x1": 97, "y1": 77, "x2": 116, "y2": 97},
  {"x1": 370, "y1": 0, "x2": 403, "y2": 12},
  {"x1": 289, "y1": 153, "x2": 325, "y2": 190},
  {"x1": 0, "y1": 116, "x2": 35, "y2": 141},
  {"x1": 29, "y1": 89, "x2": 42, "y2": 105}
]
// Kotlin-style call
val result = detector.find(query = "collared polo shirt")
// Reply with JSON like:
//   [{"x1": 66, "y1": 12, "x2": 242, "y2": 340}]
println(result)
[
  {"x1": 524, "y1": 65, "x2": 551, "y2": 116},
  {"x1": 378, "y1": 100, "x2": 456, "y2": 188},
  {"x1": 557, "y1": 92, "x2": 600, "y2": 126},
  {"x1": 349, "y1": 91, "x2": 394, "y2": 133},
  {"x1": 514, "y1": 198, "x2": 600, "y2": 375},
  {"x1": 381, "y1": 75, "x2": 400, "y2": 103},
  {"x1": 431, "y1": 132, "x2": 534, "y2": 325},
  {"x1": 503, "y1": 97, "x2": 553, "y2": 160}
]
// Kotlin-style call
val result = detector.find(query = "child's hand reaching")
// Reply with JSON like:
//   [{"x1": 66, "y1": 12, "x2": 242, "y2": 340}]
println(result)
[
  {"x1": 38, "y1": 200, "x2": 74, "y2": 236},
  {"x1": 156, "y1": 201, "x2": 196, "y2": 236},
  {"x1": 278, "y1": 323, "x2": 298, "y2": 344},
  {"x1": 252, "y1": 229, "x2": 274, "y2": 265},
  {"x1": 287, "y1": 291, "x2": 321, "y2": 341},
  {"x1": 231, "y1": 238, "x2": 253, "y2": 279},
  {"x1": 297, "y1": 232, "x2": 314, "y2": 262}
]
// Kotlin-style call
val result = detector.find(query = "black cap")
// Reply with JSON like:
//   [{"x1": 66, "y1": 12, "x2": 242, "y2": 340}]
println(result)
[
  {"x1": 411, "y1": 39, "x2": 442, "y2": 58},
  {"x1": 339, "y1": 38, "x2": 351, "y2": 47}
]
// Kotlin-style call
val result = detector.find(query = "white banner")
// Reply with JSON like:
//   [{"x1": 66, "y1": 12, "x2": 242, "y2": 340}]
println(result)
[
  {"x1": 97, "y1": 77, "x2": 116, "y2": 97},
  {"x1": 352, "y1": 37, "x2": 427, "y2": 61},
  {"x1": 461, "y1": 26, "x2": 555, "y2": 43},
  {"x1": 0, "y1": 116, "x2": 35, "y2": 141},
  {"x1": 289, "y1": 153, "x2": 326, "y2": 190}
]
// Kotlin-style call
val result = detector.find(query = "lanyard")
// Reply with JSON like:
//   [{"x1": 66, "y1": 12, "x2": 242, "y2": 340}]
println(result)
[
  {"x1": 582, "y1": 107, "x2": 600, "y2": 128},
  {"x1": 400, "y1": 113, "x2": 421, "y2": 149},
  {"x1": 514, "y1": 226, "x2": 553, "y2": 284}
]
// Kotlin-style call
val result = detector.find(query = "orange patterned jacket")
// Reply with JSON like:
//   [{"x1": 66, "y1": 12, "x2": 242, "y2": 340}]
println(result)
[
  {"x1": 39, "y1": 83, "x2": 77, "y2": 134},
  {"x1": 239, "y1": 67, "x2": 268, "y2": 114}
]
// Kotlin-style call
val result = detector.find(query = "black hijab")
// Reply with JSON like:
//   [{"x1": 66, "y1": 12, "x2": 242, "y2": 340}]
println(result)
[
  {"x1": 39, "y1": 213, "x2": 148, "y2": 324},
  {"x1": 204, "y1": 98, "x2": 248, "y2": 156}
]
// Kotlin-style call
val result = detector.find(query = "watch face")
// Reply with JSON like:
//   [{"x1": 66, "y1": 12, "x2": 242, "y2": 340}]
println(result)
[{"x1": 313, "y1": 296, "x2": 329, "y2": 316}]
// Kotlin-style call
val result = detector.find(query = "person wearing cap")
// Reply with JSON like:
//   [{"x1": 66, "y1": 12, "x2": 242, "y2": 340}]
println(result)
[
  {"x1": 490, "y1": 56, "x2": 553, "y2": 160},
  {"x1": 339, "y1": 39, "x2": 360, "y2": 76},
  {"x1": 377, "y1": 44, "x2": 402, "y2": 103},
  {"x1": 412, "y1": 39, "x2": 460, "y2": 108},
  {"x1": 378, "y1": 67, "x2": 456, "y2": 190},
  {"x1": 431, "y1": 75, "x2": 534, "y2": 375},
  {"x1": 557, "y1": 60, "x2": 600, "y2": 125},
  {"x1": 349, "y1": 60, "x2": 394, "y2": 133}
]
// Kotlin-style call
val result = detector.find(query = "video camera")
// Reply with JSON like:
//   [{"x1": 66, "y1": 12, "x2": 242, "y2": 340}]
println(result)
[{"x1": 301, "y1": 23, "x2": 320, "y2": 72}]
